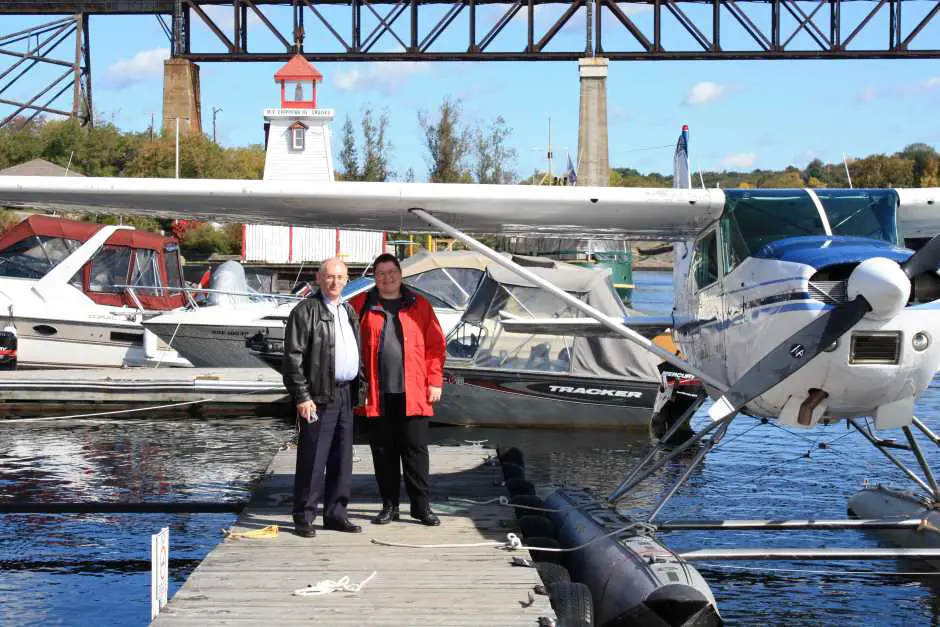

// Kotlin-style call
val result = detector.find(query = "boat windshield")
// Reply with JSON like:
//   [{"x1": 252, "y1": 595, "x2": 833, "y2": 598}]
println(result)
[
  {"x1": 0, "y1": 235, "x2": 81, "y2": 279},
  {"x1": 405, "y1": 267, "x2": 484, "y2": 309},
  {"x1": 446, "y1": 283, "x2": 583, "y2": 372}
]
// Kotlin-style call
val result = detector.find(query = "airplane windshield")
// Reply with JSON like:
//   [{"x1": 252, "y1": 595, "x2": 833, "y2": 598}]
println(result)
[
  {"x1": 815, "y1": 189, "x2": 899, "y2": 244},
  {"x1": 721, "y1": 190, "x2": 826, "y2": 266}
]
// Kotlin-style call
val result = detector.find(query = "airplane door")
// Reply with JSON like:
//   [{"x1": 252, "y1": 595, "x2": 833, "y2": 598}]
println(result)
[{"x1": 687, "y1": 230, "x2": 725, "y2": 379}]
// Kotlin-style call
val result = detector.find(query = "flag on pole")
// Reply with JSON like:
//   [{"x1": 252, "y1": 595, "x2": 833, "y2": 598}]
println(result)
[
  {"x1": 565, "y1": 153, "x2": 577, "y2": 186},
  {"x1": 673, "y1": 125, "x2": 692, "y2": 190}
]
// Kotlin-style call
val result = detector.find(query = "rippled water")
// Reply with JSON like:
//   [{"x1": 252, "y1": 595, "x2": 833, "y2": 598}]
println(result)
[{"x1": 2, "y1": 270, "x2": 940, "y2": 625}]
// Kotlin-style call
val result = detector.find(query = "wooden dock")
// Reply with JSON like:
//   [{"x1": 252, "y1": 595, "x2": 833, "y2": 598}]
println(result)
[
  {"x1": 0, "y1": 367, "x2": 290, "y2": 416},
  {"x1": 153, "y1": 442, "x2": 554, "y2": 625}
]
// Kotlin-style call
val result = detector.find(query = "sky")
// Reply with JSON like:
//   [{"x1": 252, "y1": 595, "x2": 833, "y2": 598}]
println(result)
[{"x1": 2, "y1": 6, "x2": 940, "y2": 182}]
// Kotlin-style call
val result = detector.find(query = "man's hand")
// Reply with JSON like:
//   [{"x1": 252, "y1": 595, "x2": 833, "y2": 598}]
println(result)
[
  {"x1": 428, "y1": 386, "x2": 442, "y2": 404},
  {"x1": 297, "y1": 400, "x2": 317, "y2": 422}
]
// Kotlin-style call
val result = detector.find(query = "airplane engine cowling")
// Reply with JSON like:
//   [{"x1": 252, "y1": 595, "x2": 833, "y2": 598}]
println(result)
[{"x1": 846, "y1": 257, "x2": 911, "y2": 320}]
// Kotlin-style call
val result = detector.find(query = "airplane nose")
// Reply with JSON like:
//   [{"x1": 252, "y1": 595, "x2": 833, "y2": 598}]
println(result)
[{"x1": 846, "y1": 257, "x2": 911, "y2": 320}]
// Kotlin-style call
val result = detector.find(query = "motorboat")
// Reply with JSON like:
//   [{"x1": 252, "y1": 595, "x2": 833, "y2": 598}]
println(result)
[
  {"x1": 0, "y1": 215, "x2": 190, "y2": 368},
  {"x1": 146, "y1": 250, "x2": 489, "y2": 368},
  {"x1": 436, "y1": 261, "x2": 662, "y2": 428}
]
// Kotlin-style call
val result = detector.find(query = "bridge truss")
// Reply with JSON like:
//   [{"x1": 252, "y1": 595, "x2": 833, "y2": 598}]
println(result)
[{"x1": 1, "y1": 0, "x2": 939, "y2": 127}]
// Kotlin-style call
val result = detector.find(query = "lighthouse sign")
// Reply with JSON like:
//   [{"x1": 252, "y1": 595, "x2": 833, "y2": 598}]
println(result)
[{"x1": 264, "y1": 108, "x2": 334, "y2": 119}]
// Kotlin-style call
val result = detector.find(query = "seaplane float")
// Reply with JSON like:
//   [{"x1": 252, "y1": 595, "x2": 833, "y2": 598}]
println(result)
[{"x1": 3, "y1": 175, "x2": 940, "y2": 625}]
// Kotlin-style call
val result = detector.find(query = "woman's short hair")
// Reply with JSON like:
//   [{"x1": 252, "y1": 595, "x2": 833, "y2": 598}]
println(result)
[{"x1": 373, "y1": 253, "x2": 401, "y2": 271}]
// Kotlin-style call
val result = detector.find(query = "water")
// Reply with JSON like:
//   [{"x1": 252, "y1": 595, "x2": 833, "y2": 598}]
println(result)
[{"x1": 3, "y1": 270, "x2": 940, "y2": 625}]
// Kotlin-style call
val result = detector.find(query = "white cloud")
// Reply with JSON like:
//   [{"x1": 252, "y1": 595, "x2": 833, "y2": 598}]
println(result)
[
  {"x1": 915, "y1": 77, "x2": 940, "y2": 92},
  {"x1": 682, "y1": 81, "x2": 732, "y2": 107},
  {"x1": 721, "y1": 153, "x2": 757, "y2": 169},
  {"x1": 104, "y1": 48, "x2": 169, "y2": 89},
  {"x1": 333, "y1": 62, "x2": 430, "y2": 94}
]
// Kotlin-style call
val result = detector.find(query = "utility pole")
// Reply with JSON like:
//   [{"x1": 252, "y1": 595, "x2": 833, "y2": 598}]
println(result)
[{"x1": 212, "y1": 106, "x2": 222, "y2": 144}]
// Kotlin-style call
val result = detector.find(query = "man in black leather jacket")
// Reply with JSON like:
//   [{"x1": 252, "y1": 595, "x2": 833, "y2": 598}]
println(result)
[{"x1": 283, "y1": 257, "x2": 363, "y2": 537}]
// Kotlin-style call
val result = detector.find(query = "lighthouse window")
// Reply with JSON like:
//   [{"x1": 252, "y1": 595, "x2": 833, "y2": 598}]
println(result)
[{"x1": 291, "y1": 127, "x2": 305, "y2": 151}]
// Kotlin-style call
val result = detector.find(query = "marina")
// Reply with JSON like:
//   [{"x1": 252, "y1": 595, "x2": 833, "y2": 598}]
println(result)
[{"x1": 152, "y1": 442, "x2": 553, "y2": 625}]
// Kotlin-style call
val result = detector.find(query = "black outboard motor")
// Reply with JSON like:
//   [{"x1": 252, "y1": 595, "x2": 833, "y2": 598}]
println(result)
[{"x1": 0, "y1": 325, "x2": 16, "y2": 370}]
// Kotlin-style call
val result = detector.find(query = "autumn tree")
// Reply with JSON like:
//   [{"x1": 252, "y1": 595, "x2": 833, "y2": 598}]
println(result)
[
  {"x1": 419, "y1": 97, "x2": 472, "y2": 183},
  {"x1": 473, "y1": 116, "x2": 518, "y2": 184}
]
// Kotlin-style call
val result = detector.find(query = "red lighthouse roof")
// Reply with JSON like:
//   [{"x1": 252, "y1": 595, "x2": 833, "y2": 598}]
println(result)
[{"x1": 274, "y1": 54, "x2": 323, "y2": 82}]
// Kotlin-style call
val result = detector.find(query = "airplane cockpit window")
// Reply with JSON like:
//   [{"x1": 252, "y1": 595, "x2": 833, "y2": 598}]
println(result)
[
  {"x1": 0, "y1": 235, "x2": 81, "y2": 279},
  {"x1": 721, "y1": 190, "x2": 826, "y2": 264},
  {"x1": 693, "y1": 231, "x2": 719, "y2": 290},
  {"x1": 815, "y1": 189, "x2": 899, "y2": 245}
]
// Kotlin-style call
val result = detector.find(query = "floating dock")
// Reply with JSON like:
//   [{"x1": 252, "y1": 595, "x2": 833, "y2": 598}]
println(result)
[
  {"x1": 0, "y1": 367, "x2": 289, "y2": 416},
  {"x1": 152, "y1": 443, "x2": 554, "y2": 625}
]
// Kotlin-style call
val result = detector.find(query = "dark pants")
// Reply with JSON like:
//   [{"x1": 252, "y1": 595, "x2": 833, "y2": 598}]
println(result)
[
  {"x1": 293, "y1": 384, "x2": 354, "y2": 525},
  {"x1": 369, "y1": 393, "x2": 430, "y2": 513}
]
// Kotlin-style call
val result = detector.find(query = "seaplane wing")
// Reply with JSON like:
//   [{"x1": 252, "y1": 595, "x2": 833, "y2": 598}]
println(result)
[
  {"x1": 498, "y1": 312, "x2": 674, "y2": 339},
  {"x1": 0, "y1": 176, "x2": 724, "y2": 239}
]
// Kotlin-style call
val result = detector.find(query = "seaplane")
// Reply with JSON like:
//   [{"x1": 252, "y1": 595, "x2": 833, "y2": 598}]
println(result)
[{"x1": 2, "y1": 164, "x2": 940, "y2": 624}]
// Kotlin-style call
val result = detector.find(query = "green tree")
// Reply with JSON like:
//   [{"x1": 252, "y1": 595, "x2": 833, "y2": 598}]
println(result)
[
  {"x1": 361, "y1": 107, "x2": 392, "y2": 182},
  {"x1": 338, "y1": 115, "x2": 359, "y2": 181},
  {"x1": 473, "y1": 116, "x2": 517, "y2": 184},
  {"x1": 419, "y1": 97, "x2": 472, "y2": 183}
]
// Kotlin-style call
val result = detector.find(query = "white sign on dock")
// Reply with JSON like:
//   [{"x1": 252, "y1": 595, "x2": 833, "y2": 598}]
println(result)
[{"x1": 151, "y1": 527, "x2": 170, "y2": 620}]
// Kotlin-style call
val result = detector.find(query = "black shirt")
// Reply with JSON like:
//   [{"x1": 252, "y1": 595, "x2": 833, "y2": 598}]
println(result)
[{"x1": 379, "y1": 297, "x2": 405, "y2": 394}]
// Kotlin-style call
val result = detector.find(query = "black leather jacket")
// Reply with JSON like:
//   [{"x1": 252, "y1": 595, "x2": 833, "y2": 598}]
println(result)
[{"x1": 282, "y1": 291, "x2": 362, "y2": 405}]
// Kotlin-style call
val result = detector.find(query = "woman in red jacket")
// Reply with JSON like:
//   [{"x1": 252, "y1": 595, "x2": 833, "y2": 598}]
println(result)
[{"x1": 349, "y1": 253, "x2": 446, "y2": 526}]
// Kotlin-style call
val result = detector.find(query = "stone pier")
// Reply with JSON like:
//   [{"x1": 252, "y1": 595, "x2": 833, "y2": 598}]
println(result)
[
  {"x1": 162, "y1": 58, "x2": 202, "y2": 136},
  {"x1": 576, "y1": 57, "x2": 609, "y2": 187}
]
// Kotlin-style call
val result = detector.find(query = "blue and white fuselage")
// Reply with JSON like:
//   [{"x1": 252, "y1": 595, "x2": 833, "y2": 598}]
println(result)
[{"x1": 674, "y1": 188, "x2": 940, "y2": 429}]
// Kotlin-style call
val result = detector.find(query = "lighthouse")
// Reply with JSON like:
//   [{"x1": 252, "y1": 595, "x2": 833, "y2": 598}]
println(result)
[
  {"x1": 262, "y1": 54, "x2": 334, "y2": 181},
  {"x1": 243, "y1": 55, "x2": 385, "y2": 267}
]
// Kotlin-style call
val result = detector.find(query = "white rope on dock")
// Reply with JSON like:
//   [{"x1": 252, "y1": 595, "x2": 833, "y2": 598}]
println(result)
[
  {"x1": 446, "y1": 495, "x2": 579, "y2": 514},
  {"x1": 370, "y1": 523, "x2": 657, "y2": 553},
  {"x1": 292, "y1": 571, "x2": 378, "y2": 596}
]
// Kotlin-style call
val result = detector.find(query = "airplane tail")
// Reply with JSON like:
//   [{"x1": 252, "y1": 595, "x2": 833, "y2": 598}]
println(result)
[{"x1": 673, "y1": 125, "x2": 692, "y2": 190}]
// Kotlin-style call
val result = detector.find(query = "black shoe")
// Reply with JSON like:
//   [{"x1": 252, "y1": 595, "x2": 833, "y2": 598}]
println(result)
[
  {"x1": 324, "y1": 518, "x2": 362, "y2": 533},
  {"x1": 293, "y1": 522, "x2": 316, "y2": 538},
  {"x1": 371, "y1": 505, "x2": 400, "y2": 525},
  {"x1": 410, "y1": 509, "x2": 441, "y2": 526}
]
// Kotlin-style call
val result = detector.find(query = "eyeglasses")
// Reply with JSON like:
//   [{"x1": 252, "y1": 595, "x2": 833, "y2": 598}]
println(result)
[
  {"x1": 322, "y1": 274, "x2": 348, "y2": 282},
  {"x1": 374, "y1": 270, "x2": 400, "y2": 279}
]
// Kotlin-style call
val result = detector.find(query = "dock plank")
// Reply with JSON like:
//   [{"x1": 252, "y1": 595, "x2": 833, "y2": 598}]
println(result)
[{"x1": 153, "y1": 443, "x2": 554, "y2": 625}]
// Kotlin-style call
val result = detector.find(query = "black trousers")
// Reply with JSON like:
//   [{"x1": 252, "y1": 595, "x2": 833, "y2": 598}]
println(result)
[
  {"x1": 369, "y1": 393, "x2": 430, "y2": 513},
  {"x1": 293, "y1": 384, "x2": 354, "y2": 525}
]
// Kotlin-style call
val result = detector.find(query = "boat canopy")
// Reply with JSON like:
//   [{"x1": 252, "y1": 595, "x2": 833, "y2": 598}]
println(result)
[
  {"x1": 0, "y1": 214, "x2": 185, "y2": 311},
  {"x1": 447, "y1": 261, "x2": 660, "y2": 381}
]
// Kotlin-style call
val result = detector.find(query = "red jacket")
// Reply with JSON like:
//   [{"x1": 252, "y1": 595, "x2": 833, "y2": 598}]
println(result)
[{"x1": 350, "y1": 286, "x2": 446, "y2": 418}]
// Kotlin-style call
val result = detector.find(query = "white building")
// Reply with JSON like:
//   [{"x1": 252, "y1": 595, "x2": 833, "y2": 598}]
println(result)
[{"x1": 242, "y1": 54, "x2": 385, "y2": 265}]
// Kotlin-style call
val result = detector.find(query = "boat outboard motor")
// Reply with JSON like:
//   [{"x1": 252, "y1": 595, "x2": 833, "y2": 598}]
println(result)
[
  {"x1": 208, "y1": 260, "x2": 253, "y2": 307},
  {"x1": 0, "y1": 325, "x2": 16, "y2": 370}
]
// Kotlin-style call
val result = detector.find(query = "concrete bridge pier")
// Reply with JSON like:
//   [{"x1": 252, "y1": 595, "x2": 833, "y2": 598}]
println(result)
[
  {"x1": 576, "y1": 57, "x2": 609, "y2": 187},
  {"x1": 162, "y1": 58, "x2": 202, "y2": 136}
]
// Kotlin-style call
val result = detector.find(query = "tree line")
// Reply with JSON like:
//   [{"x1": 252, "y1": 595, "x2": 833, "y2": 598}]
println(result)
[{"x1": 1, "y1": 107, "x2": 938, "y2": 253}]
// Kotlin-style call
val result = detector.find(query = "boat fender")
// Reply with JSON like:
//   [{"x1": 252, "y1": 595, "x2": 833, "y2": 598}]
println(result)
[
  {"x1": 526, "y1": 536, "x2": 565, "y2": 566},
  {"x1": 498, "y1": 447, "x2": 525, "y2": 468},
  {"x1": 547, "y1": 581, "x2": 594, "y2": 627},
  {"x1": 502, "y1": 462, "x2": 526, "y2": 482},
  {"x1": 519, "y1": 514, "x2": 555, "y2": 540},
  {"x1": 510, "y1": 495, "x2": 547, "y2": 520},
  {"x1": 535, "y1": 562, "x2": 571, "y2": 586},
  {"x1": 505, "y1": 478, "x2": 537, "y2": 497}
]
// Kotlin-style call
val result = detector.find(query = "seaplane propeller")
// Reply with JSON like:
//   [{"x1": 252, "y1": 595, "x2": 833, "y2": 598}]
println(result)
[{"x1": 709, "y1": 233, "x2": 940, "y2": 421}]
